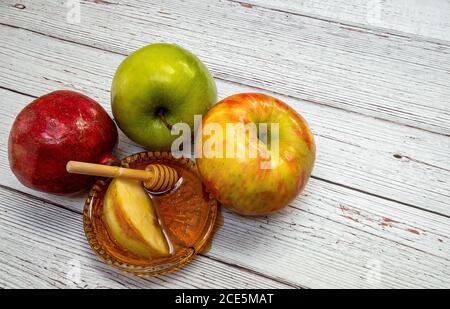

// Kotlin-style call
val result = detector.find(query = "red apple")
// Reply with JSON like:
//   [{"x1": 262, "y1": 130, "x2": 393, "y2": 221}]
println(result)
[
  {"x1": 195, "y1": 93, "x2": 315, "y2": 215},
  {"x1": 8, "y1": 90, "x2": 118, "y2": 195}
]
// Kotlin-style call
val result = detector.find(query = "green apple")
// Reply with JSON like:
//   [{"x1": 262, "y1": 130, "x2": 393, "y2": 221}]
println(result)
[{"x1": 111, "y1": 43, "x2": 217, "y2": 150}]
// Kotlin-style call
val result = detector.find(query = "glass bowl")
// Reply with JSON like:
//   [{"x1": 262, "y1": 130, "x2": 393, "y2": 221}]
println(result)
[{"x1": 83, "y1": 151, "x2": 218, "y2": 276}]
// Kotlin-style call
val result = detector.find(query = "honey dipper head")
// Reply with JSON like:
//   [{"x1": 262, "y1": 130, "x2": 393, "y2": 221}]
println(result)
[{"x1": 144, "y1": 164, "x2": 179, "y2": 192}]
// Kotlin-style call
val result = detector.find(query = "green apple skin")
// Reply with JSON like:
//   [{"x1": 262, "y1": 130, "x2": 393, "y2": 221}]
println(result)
[
  {"x1": 195, "y1": 93, "x2": 316, "y2": 215},
  {"x1": 111, "y1": 43, "x2": 217, "y2": 150}
]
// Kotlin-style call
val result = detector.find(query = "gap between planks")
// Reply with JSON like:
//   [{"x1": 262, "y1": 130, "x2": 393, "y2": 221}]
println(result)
[
  {"x1": 311, "y1": 176, "x2": 450, "y2": 219},
  {"x1": 229, "y1": 0, "x2": 450, "y2": 45}
]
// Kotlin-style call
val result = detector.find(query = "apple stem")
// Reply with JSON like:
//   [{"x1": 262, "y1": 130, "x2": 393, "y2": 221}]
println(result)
[{"x1": 158, "y1": 110, "x2": 173, "y2": 130}]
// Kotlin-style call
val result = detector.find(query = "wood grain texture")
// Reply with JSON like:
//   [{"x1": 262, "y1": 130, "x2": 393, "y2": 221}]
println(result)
[
  {"x1": 0, "y1": 0, "x2": 449, "y2": 289},
  {"x1": 1, "y1": 0, "x2": 450, "y2": 136},
  {"x1": 241, "y1": 0, "x2": 450, "y2": 42},
  {"x1": 1, "y1": 88, "x2": 450, "y2": 288},
  {"x1": 0, "y1": 25, "x2": 449, "y2": 217},
  {"x1": 0, "y1": 186, "x2": 292, "y2": 289}
]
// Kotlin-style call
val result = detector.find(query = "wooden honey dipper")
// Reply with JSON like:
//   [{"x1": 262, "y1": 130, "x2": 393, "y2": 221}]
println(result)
[{"x1": 66, "y1": 161, "x2": 179, "y2": 192}]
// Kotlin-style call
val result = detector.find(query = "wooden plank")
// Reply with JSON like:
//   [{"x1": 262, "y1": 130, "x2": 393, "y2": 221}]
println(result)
[
  {"x1": 216, "y1": 182, "x2": 450, "y2": 288},
  {"x1": 0, "y1": 186, "x2": 291, "y2": 289},
  {"x1": 1, "y1": 74, "x2": 449, "y2": 287},
  {"x1": 1, "y1": 0, "x2": 450, "y2": 136},
  {"x1": 0, "y1": 26, "x2": 449, "y2": 217},
  {"x1": 241, "y1": 0, "x2": 450, "y2": 42}
]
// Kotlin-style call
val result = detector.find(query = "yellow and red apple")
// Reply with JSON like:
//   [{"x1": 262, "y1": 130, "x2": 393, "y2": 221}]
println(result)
[{"x1": 195, "y1": 93, "x2": 315, "y2": 215}]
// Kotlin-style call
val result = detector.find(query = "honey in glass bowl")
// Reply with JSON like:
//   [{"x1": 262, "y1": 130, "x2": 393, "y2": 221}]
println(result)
[{"x1": 83, "y1": 151, "x2": 218, "y2": 276}]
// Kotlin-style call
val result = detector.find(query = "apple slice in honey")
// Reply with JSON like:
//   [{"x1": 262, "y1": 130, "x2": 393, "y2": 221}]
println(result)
[
  {"x1": 103, "y1": 178, "x2": 171, "y2": 258},
  {"x1": 84, "y1": 151, "x2": 218, "y2": 276}
]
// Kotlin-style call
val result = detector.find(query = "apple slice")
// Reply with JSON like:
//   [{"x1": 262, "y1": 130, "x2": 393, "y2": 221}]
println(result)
[{"x1": 103, "y1": 178, "x2": 170, "y2": 258}]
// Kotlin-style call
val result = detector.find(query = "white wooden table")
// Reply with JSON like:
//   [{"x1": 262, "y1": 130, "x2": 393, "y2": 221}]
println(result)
[{"x1": 0, "y1": 0, "x2": 449, "y2": 289}]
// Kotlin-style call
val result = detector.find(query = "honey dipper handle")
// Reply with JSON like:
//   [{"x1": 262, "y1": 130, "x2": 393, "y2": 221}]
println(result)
[
  {"x1": 66, "y1": 161, "x2": 151, "y2": 181},
  {"x1": 66, "y1": 161, "x2": 179, "y2": 192}
]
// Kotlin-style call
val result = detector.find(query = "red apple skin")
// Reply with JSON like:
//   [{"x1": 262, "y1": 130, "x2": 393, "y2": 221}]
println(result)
[
  {"x1": 8, "y1": 90, "x2": 118, "y2": 195},
  {"x1": 196, "y1": 93, "x2": 316, "y2": 215}
]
